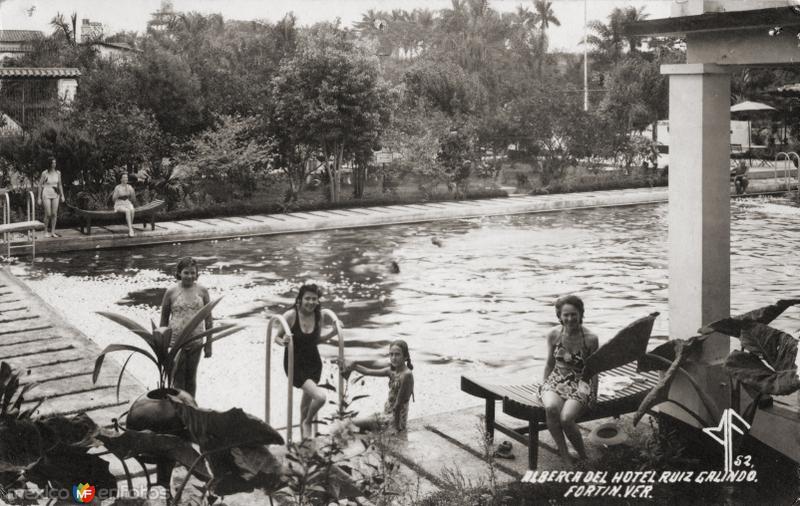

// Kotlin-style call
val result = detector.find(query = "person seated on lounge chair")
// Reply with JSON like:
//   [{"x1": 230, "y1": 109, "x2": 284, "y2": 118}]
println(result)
[
  {"x1": 112, "y1": 173, "x2": 137, "y2": 237},
  {"x1": 540, "y1": 295, "x2": 599, "y2": 466}
]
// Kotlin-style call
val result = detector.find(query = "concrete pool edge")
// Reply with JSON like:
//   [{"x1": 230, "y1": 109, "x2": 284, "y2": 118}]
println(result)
[{"x1": 22, "y1": 181, "x2": 793, "y2": 254}]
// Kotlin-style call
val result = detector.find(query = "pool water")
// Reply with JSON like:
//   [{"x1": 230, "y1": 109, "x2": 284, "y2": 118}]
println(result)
[{"x1": 14, "y1": 198, "x2": 800, "y2": 427}]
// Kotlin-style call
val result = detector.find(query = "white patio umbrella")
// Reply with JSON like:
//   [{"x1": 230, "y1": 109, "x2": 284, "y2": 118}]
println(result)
[{"x1": 730, "y1": 101, "x2": 778, "y2": 163}]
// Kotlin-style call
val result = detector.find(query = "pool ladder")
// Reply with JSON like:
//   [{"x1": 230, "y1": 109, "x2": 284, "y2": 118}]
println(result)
[
  {"x1": 773, "y1": 152, "x2": 800, "y2": 191},
  {"x1": 264, "y1": 308, "x2": 345, "y2": 445},
  {"x1": 0, "y1": 190, "x2": 45, "y2": 260}
]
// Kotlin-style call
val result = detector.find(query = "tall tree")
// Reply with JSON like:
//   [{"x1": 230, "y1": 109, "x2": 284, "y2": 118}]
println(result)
[
  {"x1": 587, "y1": 6, "x2": 648, "y2": 70},
  {"x1": 531, "y1": 0, "x2": 559, "y2": 74},
  {"x1": 271, "y1": 23, "x2": 391, "y2": 203}
]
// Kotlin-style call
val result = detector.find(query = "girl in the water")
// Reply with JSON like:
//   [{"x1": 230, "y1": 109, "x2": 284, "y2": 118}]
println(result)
[{"x1": 342, "y1": 340, "x2": 414, "y2": 434}]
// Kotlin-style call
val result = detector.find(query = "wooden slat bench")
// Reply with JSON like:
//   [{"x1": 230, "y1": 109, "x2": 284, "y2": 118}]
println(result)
[
  {"x1": 461, "y1": 362, "x2": 659, "y2": 469},
  {"x1": 69, "y1": 200, "x2": 166, "y2": 235}
]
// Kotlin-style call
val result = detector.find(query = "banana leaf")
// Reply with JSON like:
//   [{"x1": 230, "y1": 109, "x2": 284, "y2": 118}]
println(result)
[
  {"x1": 171, "y1": 403, "x2": 284, "y2": 496},
  {"x1": 581, "y1": 312, "x2": 659, "y2": 382},
  {"x1": 173, "y1": 404, "x2": 284, "y2": 449},
  {"x1": 734, "y1": 299, "x2": 800, "y2": 324},
  {"x1": 96, "y1": 428, "x2": 211, "y2": 481},
  {"x1": 26, "y1": 442, "x2": 117, "y2": 496},
  {"x1": 209, "y1": 445, "x2": 283, "y2": 496},
  {"x1": 37, "y1": 412, "x2": 99, "y2": 450},
  {"x1": 637, "y1": 334, "x2": 708, "y2": 372},
  {"x1": 1, "y1": 370, "x2": 20, "y2": 416},
  {"x1": 0, "y1": 416, "x2": 42, "y2": 473},
  {"x1": 726, "y1": 349, "x2": 800, "y2": 396}
]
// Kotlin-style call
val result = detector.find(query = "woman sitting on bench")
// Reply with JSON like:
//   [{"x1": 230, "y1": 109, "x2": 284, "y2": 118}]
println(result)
[
  {"x1": 112, "y1": 173, "x2": 137, "y2": 237},
  {"x1": 540, "y1": 295, "x2": 599, "y2": 466}
]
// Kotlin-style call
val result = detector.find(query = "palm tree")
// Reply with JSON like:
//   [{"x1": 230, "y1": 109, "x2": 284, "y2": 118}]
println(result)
[
  {"x1": 503, "y1": 6, "x2": 537, "y2": 71},
  {"x1": 587, "y1": 6, "x2": 648, "y2": 68},
  {"x1": 50, "y1": 12, "x2": 78, "y2": 46},
  {"x1": 532, "y1": 0, "x2": 559, "y2": 73},
  {"x1": 437, "y1": 0, "x2": 509, "y2": 73},
  {"x1": 621, "y1": 6, "x2": 649, "y2": 55}
]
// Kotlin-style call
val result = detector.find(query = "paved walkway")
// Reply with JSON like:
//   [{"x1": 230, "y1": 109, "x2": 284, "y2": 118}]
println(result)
[
  {"x1": 20, "y1": 187, "x2": 673, "y2": 254},
  {"x1": 0, "y1": 268, "x2": 146, "y2": 425},
  {"x1": 7, "y1": 179, "x2": 786, "y2": 255}
]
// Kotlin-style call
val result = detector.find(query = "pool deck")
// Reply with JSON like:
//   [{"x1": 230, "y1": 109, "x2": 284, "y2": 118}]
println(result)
[
  {"x1": 10, "y1": 178, "x2": 794, "y2": 256},
  {"x1": 0, "y1": 268, "x2": 146, "y2": 426},
  {"x1": 0, "y1": 262, "x2": 642, "y2": 502}
]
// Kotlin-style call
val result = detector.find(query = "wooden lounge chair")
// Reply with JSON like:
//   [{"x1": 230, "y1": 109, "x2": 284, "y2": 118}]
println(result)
[
  {"x1": 69, "y1": 200, "x2": 166, "y2": 235},
  {"x1": 461, "y1": 362, "x2": 659, "y2": 469}
]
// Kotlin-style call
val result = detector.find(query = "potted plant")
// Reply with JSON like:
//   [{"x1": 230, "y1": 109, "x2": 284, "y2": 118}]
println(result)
[{"x1": 92, "y1": 297, "x2": 243, "y2": 433}]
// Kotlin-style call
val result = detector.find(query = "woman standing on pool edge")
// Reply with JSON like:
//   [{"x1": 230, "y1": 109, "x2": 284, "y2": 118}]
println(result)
[
  {"x1": 274, "y1": 283, "x2": 339, "y2": 439},
  {"x1": 160, "y1": 256, "x2": 213, "y2": 398},
  {"x1": 37, "y1": 157, "x2": 65, "y2": 238},
  {"x1": 541, "y1": 295, "x2": 599, "y2": 466}
]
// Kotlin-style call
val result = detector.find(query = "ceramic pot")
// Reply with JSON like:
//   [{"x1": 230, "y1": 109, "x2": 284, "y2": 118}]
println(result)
[{"x1": 126, "y1": 388, "x2": 195, "y2": 434}]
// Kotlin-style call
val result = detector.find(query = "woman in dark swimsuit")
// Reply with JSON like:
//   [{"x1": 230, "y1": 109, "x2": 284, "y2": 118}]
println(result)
[
  {"x1": 540, "y1": 295, "x2": 599, "y2": 465},
  {"x1": 274, "y1": 283, "x2": 339, "y2": 439}
]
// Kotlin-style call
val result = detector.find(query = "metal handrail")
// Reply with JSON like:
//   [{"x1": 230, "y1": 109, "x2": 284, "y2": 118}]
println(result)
[
  {"x1": 265, "y1": 309, "x2": 345, "y2": 445},
  {"x1": 321, "y1": 308, "x2": 346, "y2": 417},
  {"x1": 26, "y1": 191, "x2": 36, "y2": 257},
  {"x1": 2, "y1": 192, "x2": 9, "y2": 257},
  {"x1": 265, "y1": 314, "x2": 294, "y2": 443},
  {"x1": 0, "y1": 190, "x2": 41, "y2": 260},
  {"x1": 774, "y1": 152, "x2": 799, "y2": 191},
  {"x1": 789, "y1": 152, "x2": 800, "y2": 193}
]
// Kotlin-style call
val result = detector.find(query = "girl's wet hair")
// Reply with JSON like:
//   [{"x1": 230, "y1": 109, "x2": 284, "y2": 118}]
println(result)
[
  {"x1": 390, "y1": 339, "x2": 413, "y2": 371},
  {"x1": 555, "y1": 295, "x2": 585, "y2": 324},
  {"x1": 175, "y1": 256, "x2": 199, "y2": 280},
  {"x1": 294, "y1": 283, "x2": 322, "y2": 322}
]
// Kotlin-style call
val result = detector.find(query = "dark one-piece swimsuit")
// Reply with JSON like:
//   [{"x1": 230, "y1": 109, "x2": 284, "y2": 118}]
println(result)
[{"x1": 283, "y1": 313, "x2": 323, "y2": 388}]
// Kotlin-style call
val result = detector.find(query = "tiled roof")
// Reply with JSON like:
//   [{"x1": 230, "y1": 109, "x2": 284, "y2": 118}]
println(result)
[
  {"x1": 0, "y1": 67, "x2": 81, "y2": 78},
  {"x1": 90, "y1": 41, "x2": 141, "y2": 52},
  {"x1": 0, "y1": 30, "x2": 44, "y2": 43}
]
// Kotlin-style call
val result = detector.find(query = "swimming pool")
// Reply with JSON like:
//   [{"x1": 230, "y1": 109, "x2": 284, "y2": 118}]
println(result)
[{"x1": 14, "y1": 198, "x2": 800, "y2": 425}]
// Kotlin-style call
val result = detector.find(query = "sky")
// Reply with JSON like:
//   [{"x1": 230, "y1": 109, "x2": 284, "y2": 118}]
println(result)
[{"x1": 0, "y1": 0, "x2": 671, "y2": 53}]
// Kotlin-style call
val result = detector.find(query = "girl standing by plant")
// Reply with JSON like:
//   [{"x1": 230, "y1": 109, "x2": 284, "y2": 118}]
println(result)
[
  {"x1": 540, "y1": 295, "x2": 599, "y2": 466},
  {"x1": 37, "y1": 157, "x2": 65, "y2": 238},
  {"x1": 160, "y1": 256, "x2": 213, "y2": 398},
  {"x1": 274, "y1": 283, "x2": 339, "y2": 439},
  {"x1": 342, "y1": 340, "x2": 415, "y2": 434}
]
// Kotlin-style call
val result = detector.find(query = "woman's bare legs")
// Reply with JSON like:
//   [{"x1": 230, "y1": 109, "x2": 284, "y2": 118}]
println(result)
[
  {"x1": 299, "y1": 392, "x2": 311, "y2": 439},
  {"x1": 124, "y1": 209, "x2": 135, "y2": 236},
  {"x1": 542, "y1": 391, "x2": 574, "y2": 465},
  {"x1": 300, "y1": 379, "x2": 326, "y2": 439},
  {"x1": 43, "y1": 198, "x2": 59, "y2": 236},
  {"x1": 561, "y1": 399, "x2": 588, "y2": 460}
]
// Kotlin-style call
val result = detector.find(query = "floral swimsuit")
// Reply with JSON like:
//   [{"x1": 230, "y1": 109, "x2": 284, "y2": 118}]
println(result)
[{"x1": 540, "y1": 327, "x2": 596, "y2": 407}]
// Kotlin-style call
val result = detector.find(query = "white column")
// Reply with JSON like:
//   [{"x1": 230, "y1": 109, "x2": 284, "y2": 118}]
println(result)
[{"x1": 662, "y1": 63, "x2": 731, "y2": 424}]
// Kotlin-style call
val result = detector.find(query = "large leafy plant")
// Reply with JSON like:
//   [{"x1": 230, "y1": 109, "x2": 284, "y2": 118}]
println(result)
[
  {"x1": 92, "y1": 297, "x2": 243, "y2": 393},
  {"x1": 0, "y1": 361, "x2": 117, "y2": 501},
  {"x1": 632, "y1": 299, "x2": 800, "y2": 426}
]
